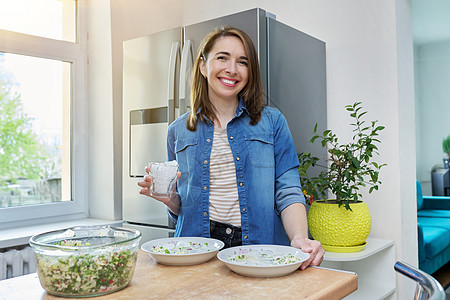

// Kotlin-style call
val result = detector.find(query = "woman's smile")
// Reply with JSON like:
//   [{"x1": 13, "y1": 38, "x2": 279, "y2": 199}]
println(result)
[{"x1": 219, "y1": 77, "x2": 239, "y2": 87}]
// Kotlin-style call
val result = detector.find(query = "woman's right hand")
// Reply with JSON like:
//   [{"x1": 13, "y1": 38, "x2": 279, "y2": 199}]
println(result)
[{"x1": 137, "y1": 166, "x2": 181, "y2": 214}]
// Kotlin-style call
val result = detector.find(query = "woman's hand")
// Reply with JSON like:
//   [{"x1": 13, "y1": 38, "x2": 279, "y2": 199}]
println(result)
[
  {"x1": 291, "y1": 238, "x2": 325, "y2": 270},
  {"x1": 137, "y1": 165, "x2": 182, "y2": 214},
  {"x1": 280, "y1": 203, "x2": 325, "y2": 270}
]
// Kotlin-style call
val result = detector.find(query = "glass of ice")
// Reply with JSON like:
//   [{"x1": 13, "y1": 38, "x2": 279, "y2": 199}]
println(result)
[{"x1": 148, "y1": 160, "x2": 179, "y2": 197}]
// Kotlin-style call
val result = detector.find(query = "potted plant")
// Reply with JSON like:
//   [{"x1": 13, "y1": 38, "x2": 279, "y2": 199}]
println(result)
[
  {"x1": 298, "y1": 101, "x2": 386, "y2": 252},
  {"x1": 442, "y1": 135, "x2": 450, "y2": 169}
]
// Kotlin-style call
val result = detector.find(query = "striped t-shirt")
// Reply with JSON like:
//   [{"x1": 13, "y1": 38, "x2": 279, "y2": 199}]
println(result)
[{"x1": 209, "y1": 127, "x2": 241, "y2": 227}]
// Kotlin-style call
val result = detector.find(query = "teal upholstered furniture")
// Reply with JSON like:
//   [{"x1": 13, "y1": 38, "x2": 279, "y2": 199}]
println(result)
[{"x1": 417, "y1": 180, "x2": 450, "y2": 275}]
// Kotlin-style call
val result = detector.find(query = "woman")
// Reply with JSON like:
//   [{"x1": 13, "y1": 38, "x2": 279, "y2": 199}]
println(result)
[{"x1": 138, "y1": 26, "x2": 324, "y2": 269}]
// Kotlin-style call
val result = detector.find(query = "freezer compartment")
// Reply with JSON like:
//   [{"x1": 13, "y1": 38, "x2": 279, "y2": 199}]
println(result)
[{"x1": 122, "y1": 222, "x2": 175, "y2": 246}]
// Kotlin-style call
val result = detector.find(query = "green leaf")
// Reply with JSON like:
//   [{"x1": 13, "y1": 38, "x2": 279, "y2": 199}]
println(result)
[
  {"x1": 352, "y1": 158, "x2": 360, "y2": 168},
  {"x1": 311, "y1": 136, "x2": 319, "y2": 143},
  {"x1": 370, "y1": 172, "x2": 378, "y2": 182},
  {"x1": 358, "y1": 111, "x2": 368, "y2": 118}
]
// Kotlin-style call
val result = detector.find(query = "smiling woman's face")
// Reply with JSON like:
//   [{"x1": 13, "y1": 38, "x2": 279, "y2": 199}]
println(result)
[{"x1": 200, "y1": 36, "x2": 249, "y2": 104}]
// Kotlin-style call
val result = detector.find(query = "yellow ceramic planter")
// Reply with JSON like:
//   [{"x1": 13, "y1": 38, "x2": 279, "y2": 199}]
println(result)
[{"x1": 307, "y1": 200, "x2": 371, "y2": 252}]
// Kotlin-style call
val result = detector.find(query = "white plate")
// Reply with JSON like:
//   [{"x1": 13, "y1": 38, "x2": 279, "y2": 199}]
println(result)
[
  {"x1": 217, "y1": 245, "x2": 310, "y2": 278},
  {"x1": 141, "y1": 237, "x2": 224, "y2": 266}
]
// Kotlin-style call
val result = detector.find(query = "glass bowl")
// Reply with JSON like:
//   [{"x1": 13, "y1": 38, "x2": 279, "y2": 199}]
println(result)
[{"x1": 29, "y1": 225, "x2": 141, "y2": 298}]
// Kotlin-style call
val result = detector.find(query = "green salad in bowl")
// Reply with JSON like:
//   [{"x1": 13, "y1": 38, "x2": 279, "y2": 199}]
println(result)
[{"x1": 29, "y1": 225, "x2": 141, "y2": 297}]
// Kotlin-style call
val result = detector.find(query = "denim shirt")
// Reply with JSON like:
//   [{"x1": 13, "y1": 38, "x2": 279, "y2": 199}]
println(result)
[{"x1": 166, "y1": 99, "x2": 305, "y2": 246}]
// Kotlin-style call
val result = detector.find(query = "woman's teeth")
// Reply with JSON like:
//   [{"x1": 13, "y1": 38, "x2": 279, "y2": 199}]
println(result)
[{"x1": 220, "y1": 78, "x2": 237, "y2": 85}]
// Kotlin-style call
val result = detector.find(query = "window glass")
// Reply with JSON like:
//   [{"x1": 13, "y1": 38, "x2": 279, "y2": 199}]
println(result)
[
  {"x1": 0, "y1": 0, "x2": 76, "y2": 42},
  {"x1": 0, "y1": 52, "x2": 71, "y2": 208}
]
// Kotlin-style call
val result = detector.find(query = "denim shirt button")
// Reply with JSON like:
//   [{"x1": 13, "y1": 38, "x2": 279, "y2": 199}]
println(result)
[
  {"x1": 203, "y1": 212, "x2": 208, "y2": 216},
  {"x1": 230, "y1": 136, "x2": 234, "y2": 140},
  {"x1": 243, "y1": 235, "x2": 248, "y2": 239},
  {"x1": 239, "y1": 182, "x2": 243, "y2": 187},
  {"x1": 203, "y1": 186, "x2": 207, "y2": 190},
  {"x1": 204, "y1": 160, "x2": 208, "y2": 164},
  {"x1": 236, "y1": 157, "x2": 240, "y2": 161},
  {"x1": 206, "y1": 138, "x2": 211, "y2": 143},
  {"x1": 242, "y1": 208, "x2": 246, "y2": 212}
]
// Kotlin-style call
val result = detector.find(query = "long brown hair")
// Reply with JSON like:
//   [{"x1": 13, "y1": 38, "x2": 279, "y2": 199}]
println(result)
[{"x1": 186, "y1": 26, "x2": 265, "y2": 131}]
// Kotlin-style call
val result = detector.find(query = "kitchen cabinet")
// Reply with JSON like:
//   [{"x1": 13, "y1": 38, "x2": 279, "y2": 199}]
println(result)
[{"x1": 321, "y1": 238, "x2": 396, "y2": 299}]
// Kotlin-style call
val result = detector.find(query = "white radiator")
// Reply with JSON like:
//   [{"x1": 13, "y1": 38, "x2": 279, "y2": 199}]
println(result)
[{"x1": 0, "y1": 246, "x2": 37, "y2": 280}]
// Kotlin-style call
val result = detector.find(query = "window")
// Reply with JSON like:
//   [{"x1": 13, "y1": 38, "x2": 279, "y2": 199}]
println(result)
[
  {"x1": 0, "y1": 0, "x2": 87, "y2": 227},
  {"x1": 0, "y1": 0, "x2": 76, "y2": 42},
  {"x1": 0, "y1": 53, "x2": 71, "y2": 207}
]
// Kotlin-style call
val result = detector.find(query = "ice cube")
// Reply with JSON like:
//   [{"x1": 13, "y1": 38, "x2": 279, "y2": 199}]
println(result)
[{"x1": 149, "y1": 161, "x2": 179, "y2": 195}]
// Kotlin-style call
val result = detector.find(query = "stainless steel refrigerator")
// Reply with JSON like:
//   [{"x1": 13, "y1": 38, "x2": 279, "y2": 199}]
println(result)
[{"x1": 122, "y1": 8, "x2": 327, "y2": 244}]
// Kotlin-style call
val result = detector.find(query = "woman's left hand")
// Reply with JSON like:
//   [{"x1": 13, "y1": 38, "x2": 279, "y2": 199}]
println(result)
[{"x1": 290, "y1": 238, "x2": 325, "y2": 270}]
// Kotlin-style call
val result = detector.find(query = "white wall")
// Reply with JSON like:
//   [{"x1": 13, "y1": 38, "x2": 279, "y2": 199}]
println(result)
[
  {"x1": 86, "y1": 0, "x2": 117, "y2": 220},
  {"x1": 87, "y1": 0, "x2": 417, "y2": 298},
  {"x1": 395, "y1": 1, "x2": 418, "y2": 297},
  {"x1": 415, "y1": 40, "x2": 450, "y2": 195}
]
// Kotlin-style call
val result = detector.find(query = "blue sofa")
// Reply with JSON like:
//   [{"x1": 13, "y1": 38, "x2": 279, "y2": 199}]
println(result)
[{"x1": 416, "y1": 180, "x2": 450, "y2": 275}]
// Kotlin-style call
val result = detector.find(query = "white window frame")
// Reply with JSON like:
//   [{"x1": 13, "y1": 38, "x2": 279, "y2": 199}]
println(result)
[{"x1": 0, "y1": 1, "x2": 88, "y2": 228}]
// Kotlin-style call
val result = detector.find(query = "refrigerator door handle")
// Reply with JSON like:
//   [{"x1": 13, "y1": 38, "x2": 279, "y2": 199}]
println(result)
[
  {"x1": 179, "y1": 40, "x2": 194, "y2": 115},
  {"x1": 168, "y1": 41, "x2": 181, "y2": 124}
]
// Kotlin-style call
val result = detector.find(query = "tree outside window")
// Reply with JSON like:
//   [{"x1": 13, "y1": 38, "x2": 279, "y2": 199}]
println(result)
[{"x1": 0, "y1": 54, "x2": 62, "y2": 207}]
